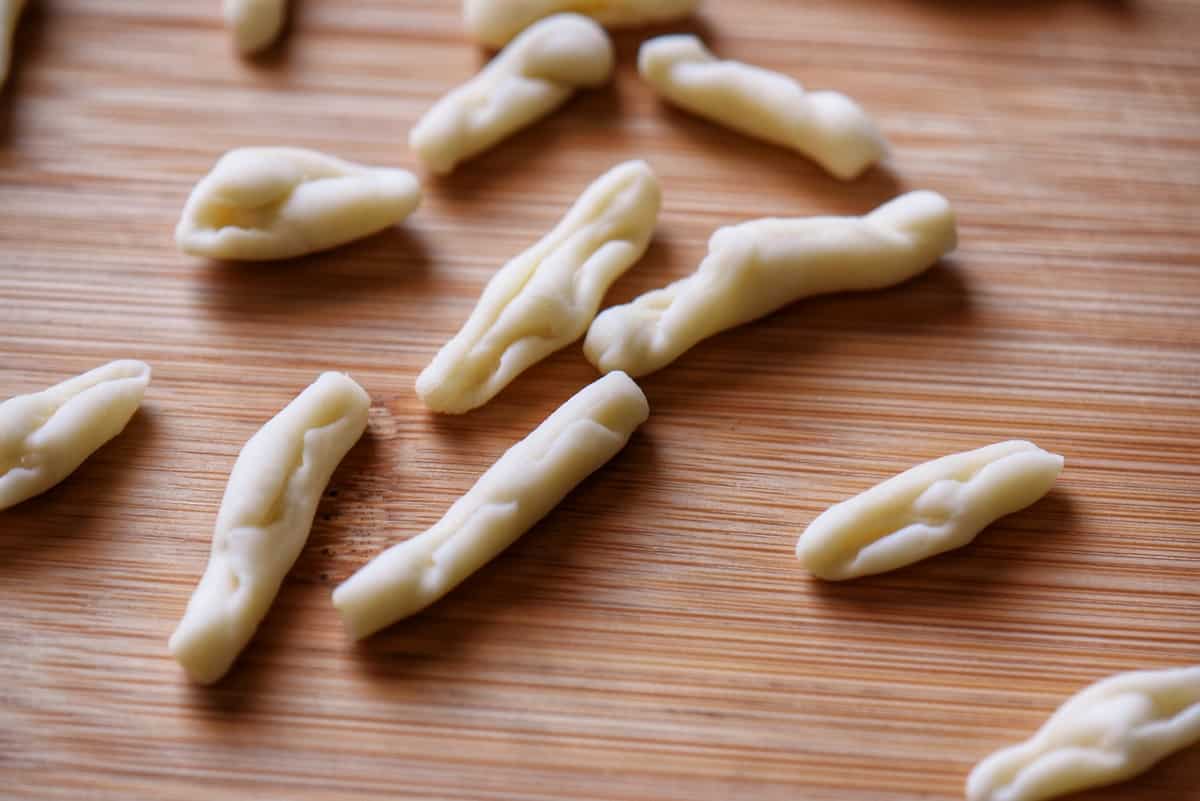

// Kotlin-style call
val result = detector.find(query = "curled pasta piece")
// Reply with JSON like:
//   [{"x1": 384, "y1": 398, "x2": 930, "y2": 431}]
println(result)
[
  {"x1": 639, "y1": 35, "x2": 886, "y2": 179},
  {"x1": 967, "y1": 666, "x2": 1200, "y2": 801},
  {"x1": 175, "y1": 147, "x2": 421, "y2": 261},
  {"x1": 463, "y1": 0, "x2": 698, "y2": 48},
  {"x1": 584, "y1": 190, "x2": 956, "y2": 378},
  {"x1": 169, "y1": 372, "x2": 370, "y2": 684},
  {"x1": 416, "y1": 160, "x2": 660, "y2": 413},
  {"x1": 409, "y1": 13, "x2": 614, "y2": 174},
  {"x1": 224, "y1": 0, "x2": 287, "y2": 54},
  {"x1": 0, "y1": 361, "x2": 151, "y2": 511},
  {"x1": 334, "y1": 371, "x2": 648, "y2": 639},
  {"x1": 796, "y1": 440, "x2": 1063, "y2": 580}
]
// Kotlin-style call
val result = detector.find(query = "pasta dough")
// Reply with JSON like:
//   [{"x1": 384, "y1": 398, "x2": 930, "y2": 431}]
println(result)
[
  {"x1": 967, "y1": 666, "x2": 1200, "y2": 801},
  {"x1": 409, "y1": 13, "x2": 614, "y2": 174},
  {"x1": 1, "y1": 0, "x2": 27, "y2": 88},
  {"x1": 333, "y1": 371, "x2": 648, "y2": 639},
  {"x1": 0, "y1": 360, "x2": 151, "y2": 511},
  {"x1": 796, "y1": 441, "x2": 1064, "y2": 580},
  {"x1": 175, "y1": 147, "x2": 421, "y2": 261},
  {"x1": 463, "y1": 0, "x2": 698, "y2": 48},
  {"x1": 224, "y1": 0, "x2": 287, "y2": 54},
  {"x1": 416, "y1": 160, "x2": 660, "y2": 414},
  {"x1": 639, "y1": 35, "x2": 886, "y2": 180},
  {"x1": 584, "y1": 190, "x2": 956, "y2": 377},
  {"x1": 169, "y1": 372, "x2": 370, "y2": 684}
]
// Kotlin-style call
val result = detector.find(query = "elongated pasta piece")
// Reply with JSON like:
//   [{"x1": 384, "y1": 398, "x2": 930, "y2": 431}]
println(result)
[
  {"x1": 584, "y1": 190, "x2": 956, "y2": 377},
  {"x1": 169, "y1": 372, "x2": 370, "y2": 684},
  {"x1": 224, "y1": 0, "x2": 287, "y2": 54},
  {"x1": 334, "y1": 371, "x2": 648, "y2": 639},
  {"x1": 175, "y1": 147, "x2": 421, "y2": 261},
  {"x1": 409, "y1": 13, "x2": 614, "y2": 174},
  {"x1": 967, "y1": 666, "x2": 1200, "y2": 801},
  {"x1": 1, "y1": 0, "x2": 27, "y2": 88},
  {"x1": 417, "y1": 160, "x2": 660, "y2": 414},
  {"x1": 796, "y1": 441, "x2": 1063, "y2": 580},
  {"x1": 639, "y1": 35, "x2": 886, "y2": 180},
  {"x1": 0, "y1": 361, "x2": 151, "y2": 511},
  {"x1": 463, "y1": 0, "x2": 698, "y2": 48}
]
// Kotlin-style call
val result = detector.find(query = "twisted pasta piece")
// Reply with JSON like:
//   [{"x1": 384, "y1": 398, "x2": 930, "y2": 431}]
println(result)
[
  {"x1": 334, "y1": 371, "x2": 648, "y2": 639},
  {"x1": 169, "y1": 373, "x2": 370, "y2": 684},
  {"x1": 0, "y1": 361, "x2": 151, "y2": 510},
  {"x1": 417, "y1": 160, "x2": 660, "y2": 413},
  {"x1": 409, "y1": 13, "x2": 614, "y2": 174},
  {"x1": 796, "y1": 440, "x2": 1064, "y2": 580},
  {"x1": 639, "y1": 35, "x2": 886, "y2": 180},
  {"x1": 584, "y1": 190, "x2": 956, "y2": 377},
  {"x1": 175, "y1": 147, "x2": 421, "y2": 261},
  {"x1": 463, "y1": 0, "x2": 697, "y2": 48},
  {"x1": 968, "y1": 666, "x2": 1200, "y2": 801}
]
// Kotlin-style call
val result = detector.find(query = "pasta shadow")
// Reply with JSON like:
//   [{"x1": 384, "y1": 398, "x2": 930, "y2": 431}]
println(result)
[{"x1": 192, "y1": 225, "x2": 434, "y2": 319}]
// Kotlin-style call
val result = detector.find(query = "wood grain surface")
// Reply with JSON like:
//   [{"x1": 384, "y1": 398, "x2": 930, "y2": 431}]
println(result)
[{"x1": 2, "y1": 1, "x2": 1198, "y2": 799}]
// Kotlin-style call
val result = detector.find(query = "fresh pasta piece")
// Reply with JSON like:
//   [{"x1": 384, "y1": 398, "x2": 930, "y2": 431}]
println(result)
[
  {"x1": 967, "y1": 666, "x2": 1200, "y2": 801},
  {"x1": 224, "y1": 0, "x2": 287, "y2": 54},
  {"x1": 463, "y1": 0, "x2": 698, "y2": 48},
  {"x1": 409, "y1": 13, "x2": 614, "y2": 174},
  {"x1": 416, "y1": 160, "x2": 660, "y2": 413},
  {"x1": 0, "y1": 361, "x2": 150, "y2": 511},
  {"x1": 796, "y1": 441, "x2": 1063, "y2": 581},
  {"x1": 584, "y1": 190, "x2": 956, "y2": 377},
  {"x1": 1, "y1": 0, "x2": 27, "y2": 88},
  {"x1": 638, "y1": 35, "x2": 886, "y2": 180},
  {"x1": 169, "y1": 372, "x2": 370, "y2": 684},
  {"x1": 333, "y1": 371, "x2": 648, "y2": 639},
  {"x1": 175, "y1": 147, "x2": 421, "y2": 261}
]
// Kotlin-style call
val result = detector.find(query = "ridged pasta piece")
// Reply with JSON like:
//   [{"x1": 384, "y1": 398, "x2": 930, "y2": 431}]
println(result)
[
  {"x1": 584, "y1": 190, "x2": 956, "y2": 377},
  {"x1": 416, "y1": 160, "x2": 660, "y2": 413},
  {"x1": 639, "y1": 35, "x2": 886, "y2": 179},
  {"x1": 0, "y1": 361, "x2": 151, "y2": 511},
  {"x1": 169, "y1": 373, "x2": 370, "y2": 684},
  {"x1": 334, "y1": 371, "x2": 648, "y2": 639},
  {"x1": 796, "y1": 440, "x2": 1063, "y2": 580},
  {"x1": 175, "y1": 147, "x2": 421, "y2": 261},
  {"x1": 967, "y1": 666, "x2": 1200, "y2": 801},
  {"x1": 409, "y1": 13, "x2": 614, "y2": 174}
]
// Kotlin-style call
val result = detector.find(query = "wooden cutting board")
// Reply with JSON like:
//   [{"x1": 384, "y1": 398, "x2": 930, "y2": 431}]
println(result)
[{"x1": 2, "y1": 1, "x2": 1198, "y2": 799}]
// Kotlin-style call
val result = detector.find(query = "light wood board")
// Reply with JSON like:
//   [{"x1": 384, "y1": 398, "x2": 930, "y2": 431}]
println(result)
[{"x1": 2, "y1": 1, "x2": 1199, "y2": 799}]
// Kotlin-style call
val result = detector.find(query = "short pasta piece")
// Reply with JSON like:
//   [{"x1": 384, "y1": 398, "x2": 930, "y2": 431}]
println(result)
[
  {"x1": 0, "y1": 360, "x2": 151, "y2": 511},
  {"x1": 584, "y1": 190, "x2": 956, "y2": 378},
  {"x1": 1, "y1": 0, "x2": 28, "y2": 88},
  {"x1": 169, "y1": 372, "x2": 370, "y2": 684},
  {"x1": 416, "y1": 160, "x2": 660, "y2": 413},
  {"x1": 175, "y1": 147, "x2": 421, "y2": 261},
  {"x1": 409, "y1": 13, "x2": 614, "y2": 174},
  {"x1": 967, "y1": 666, "x2": 1200, "y2": 801},
  {"x1": 224, "y1": 0, "x2": 287, "y2": 54},
  {"x1": 639, "y1": 35, "x2": 886, "y2": 180},
  {"x1": 463, "y1": 0, "x2": 698, "y2": 48},
  {"x1": 796, "y1": 440, "x2": 1063, "y2": 580},
  {"x1": 333, "y1": 371, "x2": 649, "y2": 639}
]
